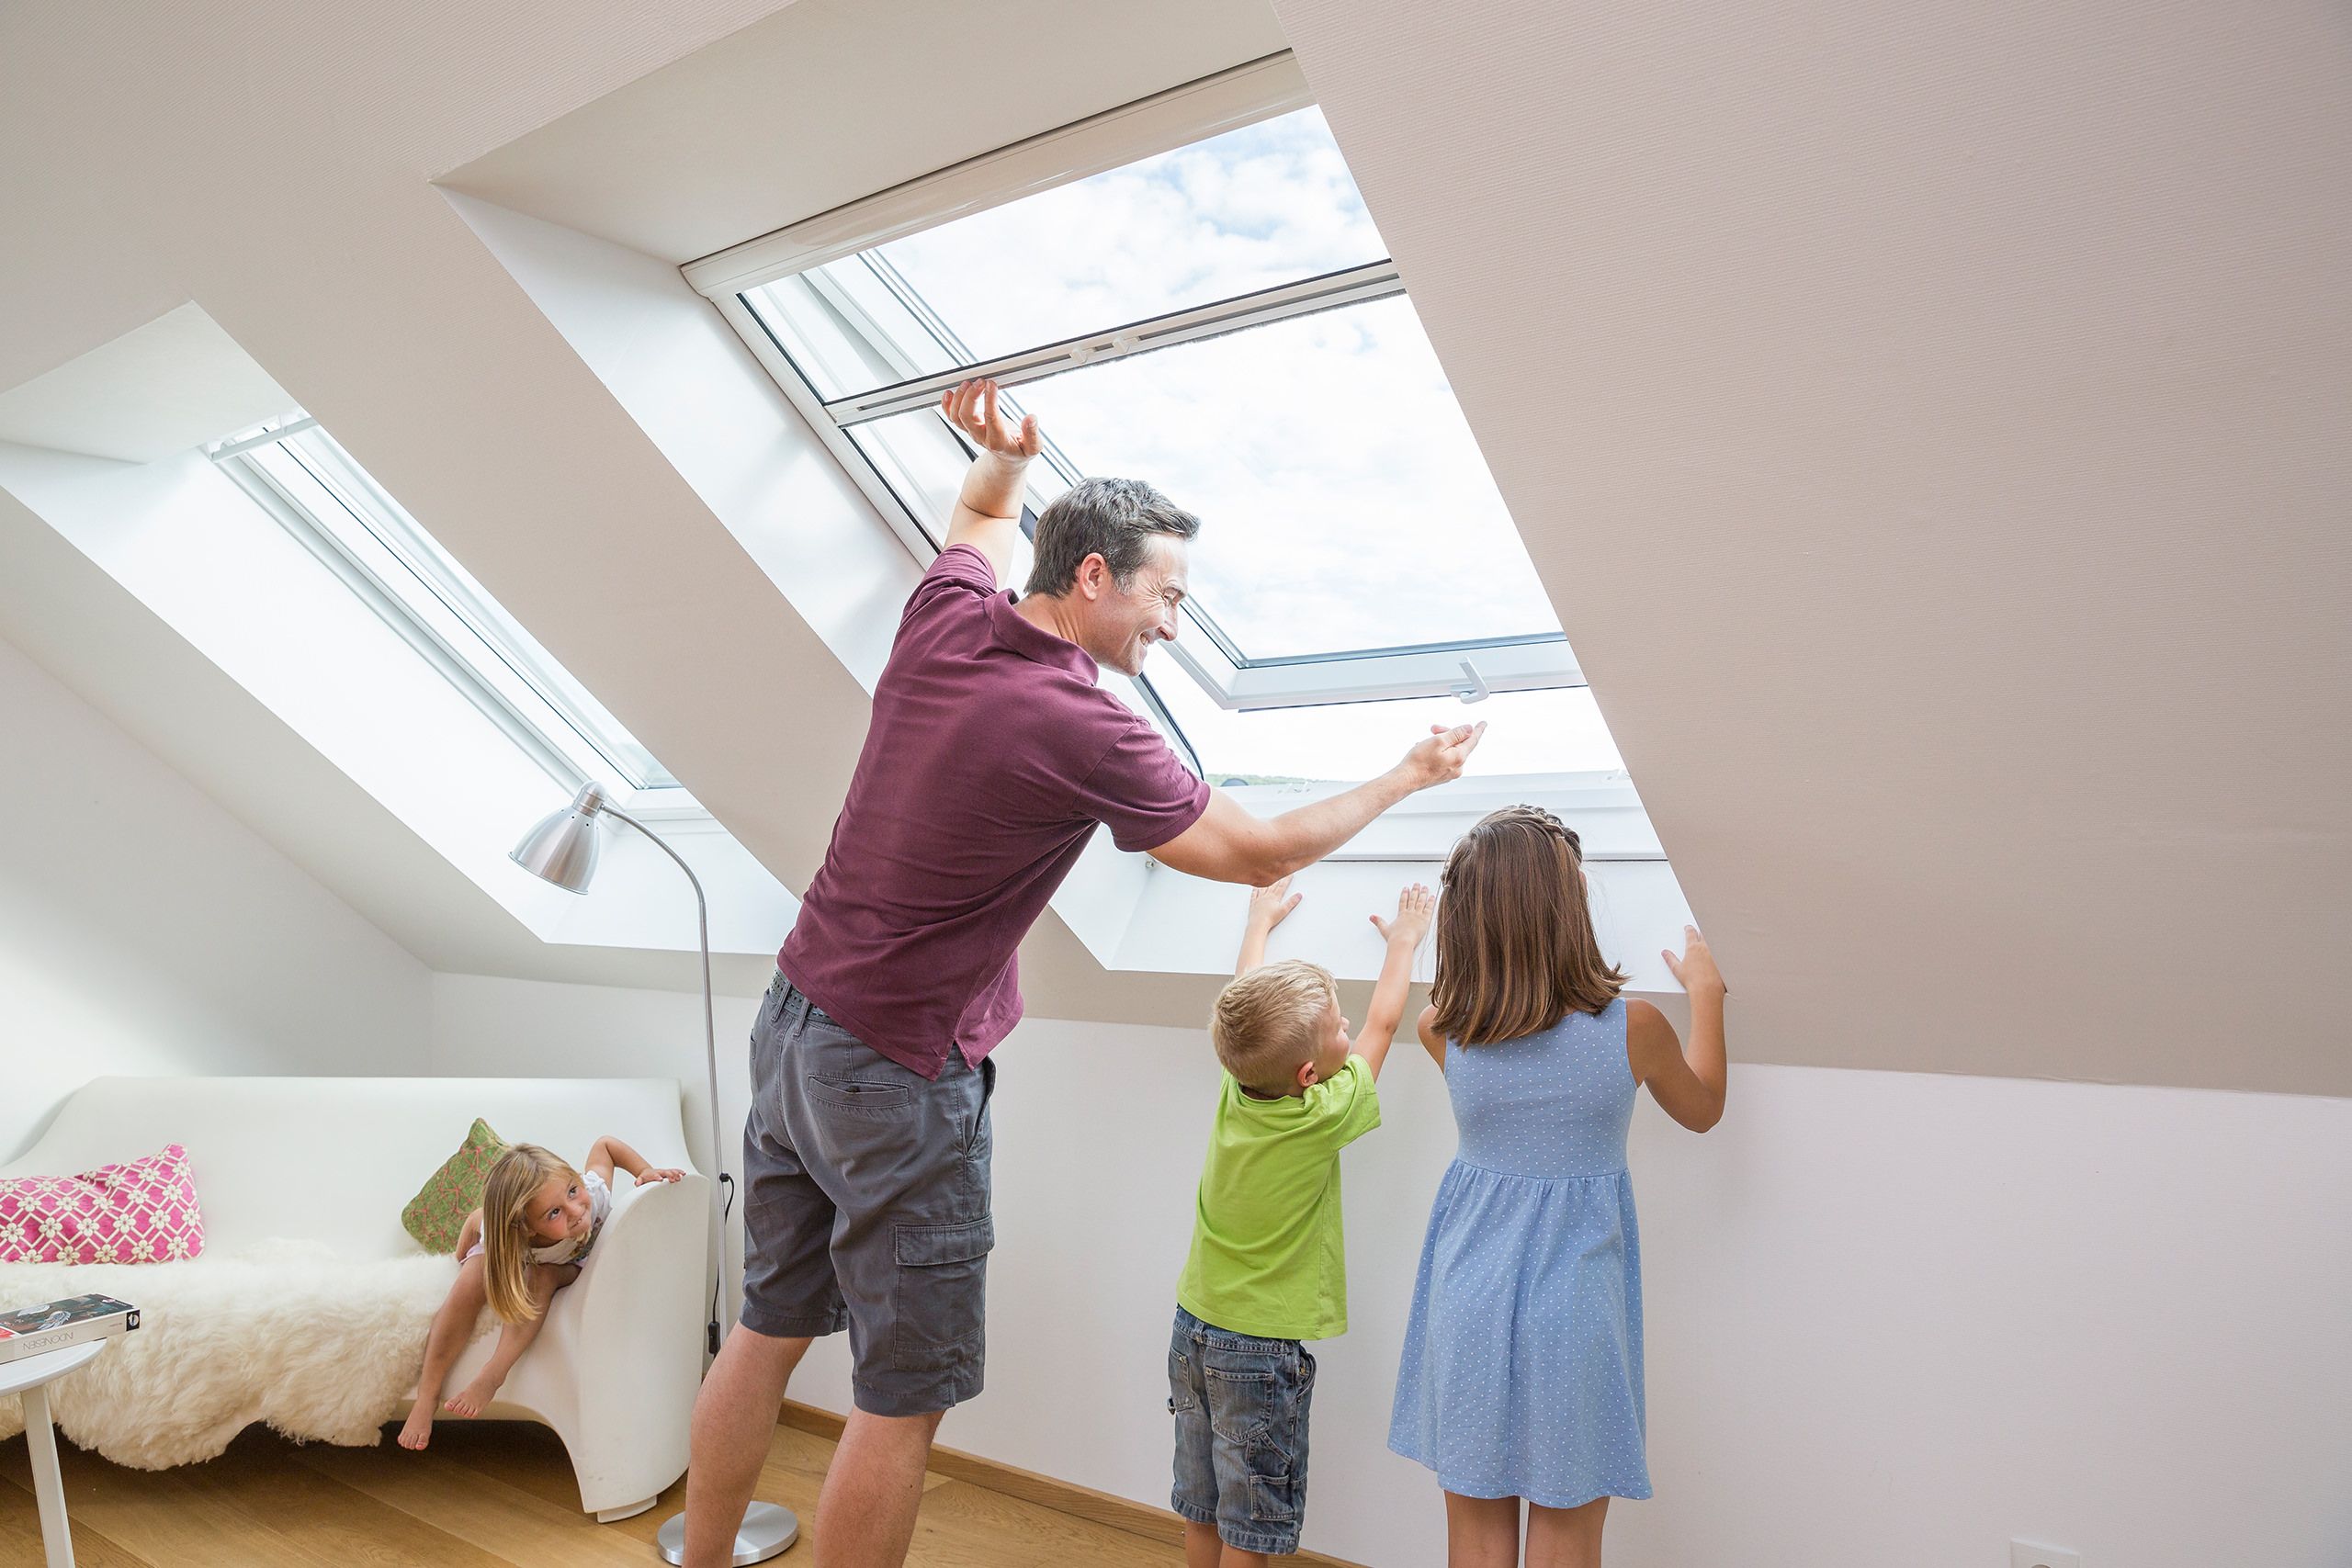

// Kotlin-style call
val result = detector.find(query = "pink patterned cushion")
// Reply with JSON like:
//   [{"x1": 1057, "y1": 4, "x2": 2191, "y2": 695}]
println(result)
[{"x1": 0, "y1": 1144, "x2": 205, "y2": 1264}]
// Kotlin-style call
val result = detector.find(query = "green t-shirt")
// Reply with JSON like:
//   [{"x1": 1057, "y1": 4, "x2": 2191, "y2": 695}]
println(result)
[{"x1": 1176, "y1": 1055, "x2": 1383, "y2": 1341}]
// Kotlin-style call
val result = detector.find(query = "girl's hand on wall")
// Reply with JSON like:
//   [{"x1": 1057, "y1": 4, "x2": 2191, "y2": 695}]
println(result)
[
  {"x1": 1661, "y1": 925, "x2": 1726, "y2": 999},
  {"x1": 1371, "y1": 882, "x2": 1436, "y2": 951}
]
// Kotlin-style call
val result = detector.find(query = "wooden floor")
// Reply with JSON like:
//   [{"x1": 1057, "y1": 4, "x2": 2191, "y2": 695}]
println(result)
[{"x1": 0, "y1": 1417, "x2": 1194, "y2": 1567}]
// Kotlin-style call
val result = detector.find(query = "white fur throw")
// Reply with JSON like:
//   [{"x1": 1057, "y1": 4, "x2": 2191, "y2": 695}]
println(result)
[{"x1": 0, "y1": 1239, "x2": 485, "y2": 1467}]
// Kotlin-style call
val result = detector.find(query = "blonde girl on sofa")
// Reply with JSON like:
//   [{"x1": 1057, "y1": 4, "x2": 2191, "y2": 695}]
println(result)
[{"x1": 398, "y1": 1135, "x2": 682, "y2": 1450}]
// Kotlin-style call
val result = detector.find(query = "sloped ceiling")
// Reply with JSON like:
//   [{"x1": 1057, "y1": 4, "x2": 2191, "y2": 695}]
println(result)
[
  {"x1": 438, "y1": 0, "x2": 1290, "y2": 263},
  {"x1": 1269, "y1": 0, "x2": 2352, "y2": 1092},
  {"x1": 0, "y1": 0, "x2": 1282, "y2": 1029},
  {"x1": 0, "y1": 0, "x2": 2344, "y2": 1092},
  {"x1": 0, "y1": 305, "x2": 297, "y2": 463}
]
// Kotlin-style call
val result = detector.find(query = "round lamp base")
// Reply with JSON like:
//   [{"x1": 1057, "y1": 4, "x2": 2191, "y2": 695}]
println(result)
[{"x1": 655, "y1": 1501, "x2": 798, "y2": 1564}]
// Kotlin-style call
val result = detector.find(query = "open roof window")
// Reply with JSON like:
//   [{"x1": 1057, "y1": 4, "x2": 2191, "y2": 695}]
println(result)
[
  {"x1": 209, "y1": 417, "x2": 685, "y2": 804},
  {"x1": 695, "y1": 73, "x2": 1593, "y2": 776}
]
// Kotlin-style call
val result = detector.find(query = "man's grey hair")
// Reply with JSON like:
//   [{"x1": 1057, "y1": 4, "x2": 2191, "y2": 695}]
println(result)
[{"x1": 1023, "y1": 477, "x2": 1200, "y2": 599}]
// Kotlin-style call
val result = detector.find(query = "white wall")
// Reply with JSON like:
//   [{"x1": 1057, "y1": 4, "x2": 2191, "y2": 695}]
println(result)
[
  {"x1": 0, "y1": 631, "x2": 431, "y2": 1160},
  {"x1": 1625, "y1": 1068, "x2": 2352, "y2": 1568},
  {"x1": 418, "y1": 976, "x2": 2352, "y2": 1568}
]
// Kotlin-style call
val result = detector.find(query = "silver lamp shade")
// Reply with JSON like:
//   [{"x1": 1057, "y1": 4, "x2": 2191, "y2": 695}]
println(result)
[{"x1": 509, "y1": 783, "x2": 606, "y2": 893}]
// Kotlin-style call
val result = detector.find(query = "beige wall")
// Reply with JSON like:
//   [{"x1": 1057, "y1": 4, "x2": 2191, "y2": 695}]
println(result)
[{"x1": 1269, "y1": 0, "x2": 2352, "y2": 1095}]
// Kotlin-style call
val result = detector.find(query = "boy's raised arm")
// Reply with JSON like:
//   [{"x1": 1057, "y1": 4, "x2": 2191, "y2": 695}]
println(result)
[
  {"x1": 1236, "y1": 876, "x2": 1303, "y2": 976},
  {"x1": 1355, "y1": 884, "x2": 1436, "y2": 1080}
]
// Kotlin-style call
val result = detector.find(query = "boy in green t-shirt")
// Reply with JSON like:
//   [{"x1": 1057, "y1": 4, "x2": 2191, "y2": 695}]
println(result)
[{"x1": 1170, "y1": 875, "x2": 1435, "y2": 1565}]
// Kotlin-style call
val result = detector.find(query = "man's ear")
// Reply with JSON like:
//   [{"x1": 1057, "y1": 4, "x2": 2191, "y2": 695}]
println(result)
[{"x1": 1075, "y1": 553, "x2": 1110, "y2": 602}]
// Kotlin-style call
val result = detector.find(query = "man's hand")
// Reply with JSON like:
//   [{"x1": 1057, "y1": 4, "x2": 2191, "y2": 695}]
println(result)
[
  {"x1": 1398, "y1": 721, "x2": 1487, "y2": 790},
  {"x1": 1370, "y1": 882, "x2": 1436, "y2": 952},
  {"x1": 941, "y1": 378, "x2": 1041, "y2": 467},
  {"x1": 1247, "y1": 875, "x2": 1302, "y2": 932},
  {"x1": 940, "y1": 378, "x2": 1043, "y2": 582}
]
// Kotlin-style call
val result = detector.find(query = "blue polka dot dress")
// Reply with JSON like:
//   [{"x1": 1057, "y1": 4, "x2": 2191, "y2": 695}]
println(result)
[{"x1": 1388, "y1": 999, "x2": 1651, "y2": 1507}]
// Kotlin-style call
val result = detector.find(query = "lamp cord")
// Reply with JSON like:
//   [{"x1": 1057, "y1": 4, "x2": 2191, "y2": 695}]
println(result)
[{"x1": 707, "y1": 1172, "x2": 736, "y2": 1356}]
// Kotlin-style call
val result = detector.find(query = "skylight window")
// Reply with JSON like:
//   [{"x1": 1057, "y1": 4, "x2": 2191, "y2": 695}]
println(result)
[
  {"x1": 209, "y1": 418, "x2": 683, "y2": 801},
  {"x1": 704, "y1": 90, "x2": 1593, "y2": 773}
]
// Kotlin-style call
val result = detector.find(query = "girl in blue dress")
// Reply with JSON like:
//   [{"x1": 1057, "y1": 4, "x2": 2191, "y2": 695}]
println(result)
[{"x1": 1389, "y1": 806, "x2": 1728, "y2": 1566}]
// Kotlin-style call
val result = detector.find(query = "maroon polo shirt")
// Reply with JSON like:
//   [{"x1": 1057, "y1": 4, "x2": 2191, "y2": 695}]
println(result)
[{"x1": 777, "y1": 544, "x2": 1211, "y2": 1077}]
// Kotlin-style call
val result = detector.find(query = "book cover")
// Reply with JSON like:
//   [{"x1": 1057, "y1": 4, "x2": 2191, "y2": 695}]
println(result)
[{"x1": 0, "y1": 1293, "x2": 141, "y2": 1366}]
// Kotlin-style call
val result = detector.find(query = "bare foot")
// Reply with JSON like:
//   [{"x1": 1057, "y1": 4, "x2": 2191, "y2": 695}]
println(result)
[
  {"x1": 443, "y1": 1376, "x2": 501, "y2": 1418},
  {"x1": 397, "y1": 1402, "x2": 435, "y2": 1450}
]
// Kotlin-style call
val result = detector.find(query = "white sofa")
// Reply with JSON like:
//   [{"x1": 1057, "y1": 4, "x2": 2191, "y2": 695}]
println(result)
[{"x1": 0, "y1": 1075, "x2": 708, "y2": 1521}]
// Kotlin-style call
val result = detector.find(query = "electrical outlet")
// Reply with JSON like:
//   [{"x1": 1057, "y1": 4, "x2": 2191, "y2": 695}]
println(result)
[{"x1": 2011, "y1": 1542, "x2": 2081, "y2": 1568}]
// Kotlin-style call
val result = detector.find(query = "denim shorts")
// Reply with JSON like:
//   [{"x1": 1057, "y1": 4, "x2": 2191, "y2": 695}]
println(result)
[
  {"x1": 740, "y1": 971, "x2": 995, "y2": 1416},
  {"x1": 1168, "y1": 1305, "x2": 1316, "y2": 1556}
]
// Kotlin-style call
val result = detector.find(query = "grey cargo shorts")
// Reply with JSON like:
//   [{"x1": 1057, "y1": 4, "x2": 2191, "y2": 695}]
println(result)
[{"x1": 740, "y1": 970, "x2": 996, "y2": 1416}]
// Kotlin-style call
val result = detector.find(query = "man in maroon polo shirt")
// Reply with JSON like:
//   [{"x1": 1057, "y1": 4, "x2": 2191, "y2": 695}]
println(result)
[{"x1": 683, "y1": 379, "x2": 1484, "y2": 1568}]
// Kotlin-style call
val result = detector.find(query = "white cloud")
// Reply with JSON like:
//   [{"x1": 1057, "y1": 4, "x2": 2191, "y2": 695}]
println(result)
[{"x1": 868, "y1": 108, "x2": 1386, "y2": 358}]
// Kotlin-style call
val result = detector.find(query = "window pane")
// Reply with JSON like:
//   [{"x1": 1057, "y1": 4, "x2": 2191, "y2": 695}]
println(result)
[
  {"x1": 1011, "y1": 295, "x2": 1563, "y2": 660},
  {"x1": 248, "y1": 427, "x2": 679, "y2": 794},
  {"x1": 746, "y1": 107, "x2": 1388, "y2": 400},
  {"x1": 741, "y1": 264, "x2": 952, "y2": 403}
]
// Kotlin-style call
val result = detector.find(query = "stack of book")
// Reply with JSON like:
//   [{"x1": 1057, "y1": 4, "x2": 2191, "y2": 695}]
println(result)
[{"x1": 0, "y1": 1294, "x2": 140, "y2": 1365}]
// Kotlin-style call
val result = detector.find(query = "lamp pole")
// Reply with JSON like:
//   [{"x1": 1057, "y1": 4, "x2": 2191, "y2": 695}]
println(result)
[
  {"x1": 511, "y1": 784, "x2": 797, "y2": 1562},
  {"x1": 596, "y1": 799, "x2": 728, "y2": 1347}
]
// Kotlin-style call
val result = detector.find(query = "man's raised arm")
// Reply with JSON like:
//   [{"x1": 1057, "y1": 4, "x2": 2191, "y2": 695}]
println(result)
[
  {"x1": 938, "y1": 378, "x2": 1040, "y2": 585},
  {"x1": 1149, "y1": 721, "x2": 1487, "y2": 886}
]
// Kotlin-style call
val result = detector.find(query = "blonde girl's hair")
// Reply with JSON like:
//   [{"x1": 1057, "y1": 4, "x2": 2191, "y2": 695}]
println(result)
[
  {"x1": 1211, "y1": 958, "x2": 1339, "y2": 1094},
  {"x1": 1430, "y1": 805, "x2": 1628, "y2": 1046},
  {"x1": 479, "y1": 1143, "x2": 578, "y2": 1323}
]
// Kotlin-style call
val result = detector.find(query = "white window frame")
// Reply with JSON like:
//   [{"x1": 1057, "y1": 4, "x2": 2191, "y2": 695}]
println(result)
[
  {"x1": 208, "y1": 417, "x2": 700, "y2": 817},
  {"x1": 1223, "y1": 770, "x2": 1665, "y2": 863},
  {"x1": 686, "y1": 53, "x2": 1585, "y2": 718}
]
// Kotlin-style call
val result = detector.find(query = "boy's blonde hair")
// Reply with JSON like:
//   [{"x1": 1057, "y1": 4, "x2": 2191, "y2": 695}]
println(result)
[
  {"x1": 1211, "y1": 959, "x2": 1338, "y2": 1094},
  {"x1": 480, "y1": 1143, "x2": 578, "y2": 1324}
]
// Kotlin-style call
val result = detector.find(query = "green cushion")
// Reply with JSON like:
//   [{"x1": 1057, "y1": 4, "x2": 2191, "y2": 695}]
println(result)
[{"x1": 401, "y1": 1118, "x2": 506, "y2": 1253}]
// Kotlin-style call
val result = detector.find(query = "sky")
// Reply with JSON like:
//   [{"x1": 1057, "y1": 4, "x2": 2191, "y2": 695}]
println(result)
[{"x1": 865, "y1": 107, "x2": 1390, "y2": 365}]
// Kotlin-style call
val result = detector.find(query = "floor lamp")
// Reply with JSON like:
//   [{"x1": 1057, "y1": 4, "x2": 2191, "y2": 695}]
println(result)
[{"x1": 511, "y1": 784, "x2": 799, "y2": 1565}]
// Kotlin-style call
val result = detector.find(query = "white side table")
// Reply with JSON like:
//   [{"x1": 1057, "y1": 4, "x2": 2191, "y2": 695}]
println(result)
[{"x1": 2, "y1": 1339, "x2": 106, "y2": 1568}]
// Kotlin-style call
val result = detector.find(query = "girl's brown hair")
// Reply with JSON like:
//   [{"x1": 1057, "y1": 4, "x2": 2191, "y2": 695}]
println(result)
[
  {"x1": 1429, "y1": 805, "x2": 1627, "y2": 1045},
  {"x1": 479, "y1": 1144, "x2": 578, "y2": 1324}
]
